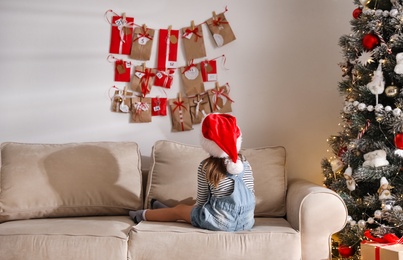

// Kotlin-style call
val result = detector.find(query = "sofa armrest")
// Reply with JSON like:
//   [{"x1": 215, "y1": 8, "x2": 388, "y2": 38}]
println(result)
[{"x1": 286, "y1": 179, "x2": 347, "y2": 260}]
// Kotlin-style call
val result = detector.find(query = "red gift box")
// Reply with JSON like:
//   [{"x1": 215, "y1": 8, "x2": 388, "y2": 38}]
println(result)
[
  {"x1": 154, "y1": 69, "x2": 175, "y2": 89},
  {"x1": 109, "y1": 15, "x2": 134, "y2": 55},
  {"x1": 361, "y1": 242, "x2": 403, "y2": 260},
  {"x1": 151, "y1": 97, "x2": 167, "y2": 116}
]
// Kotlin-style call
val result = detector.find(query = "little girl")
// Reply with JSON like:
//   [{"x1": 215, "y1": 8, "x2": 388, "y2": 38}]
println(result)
[{"x1": 129, "y1": 113, "x2": 255, "y2": 232}]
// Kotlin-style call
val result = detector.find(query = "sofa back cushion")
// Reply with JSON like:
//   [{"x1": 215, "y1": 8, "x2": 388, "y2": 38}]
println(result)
[
  {"x1": 0, "y1": 142, "x2": 143, "y2": 223},
  {"x1": 145, "y1": 140, "x2": 286, "y2": 217}
]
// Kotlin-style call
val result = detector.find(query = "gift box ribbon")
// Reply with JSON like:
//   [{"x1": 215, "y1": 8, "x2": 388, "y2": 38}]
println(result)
[
  {"x1": 363, "y1": 230, "x2": 403, "y2": 260},
  {"x1": 183, "y1": 27, "x2": 202, "y2": 42},
  {"x1": 211, "y1": 88, "x2": 234, "y2": 111}
]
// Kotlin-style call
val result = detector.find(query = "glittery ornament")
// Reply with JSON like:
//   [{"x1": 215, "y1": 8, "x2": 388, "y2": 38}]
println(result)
[
  {"x1": 338, "y1": 245, "x2": 355, "y2": 257},
  {"x1": 353, "y1": 8, "x2": 362, "y2": 19},
  {"x1": 385, "y1": 85, "x2": 399, "y2": 97}
]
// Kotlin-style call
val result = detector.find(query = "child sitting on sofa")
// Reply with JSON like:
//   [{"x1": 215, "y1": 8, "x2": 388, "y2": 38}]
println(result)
[{"x1": 129, "y1": 113, "x2": 255, "y2": 232}]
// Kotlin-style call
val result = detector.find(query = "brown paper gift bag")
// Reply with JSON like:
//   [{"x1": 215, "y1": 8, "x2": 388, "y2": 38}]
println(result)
[
  {"x1": 131, "y1": 66, "x2": 156, "y2": 97},
  {"x1": 207, "y1": 83, "x2": 234, "y2": 113},
  {"x1": 169, "y1": 97, "x2": 193, "y2": 132},
  {"x1": 206, "y1": 12, "x2": 236, "y2": 47},
  {"x1": 188, "y1": 93, "x2": 211, "y2": 124},
  {"x1": 180, "y1": 63, "x2": 205, "y2": 96},
  {"x1": 130, "y1": 25, "x2": 154, "y2": 61},
  {"x1": 181, "y1": 23, "x2": 206, "y2": 60},
  {"x1": 111, "y1": 88, "x2": 134, "y2": 113},
  {"x1": 131, "y1": 97, "x2": 152, "y2": 123}
]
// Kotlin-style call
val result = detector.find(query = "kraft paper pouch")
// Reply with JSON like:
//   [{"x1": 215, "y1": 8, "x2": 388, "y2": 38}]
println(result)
[
  {"x1": 180, "y1": 63, "x2": 205, "y2": 96},
  {"x1": 131, "y1": 97, "x2": 152, "y2": 123},
  {"x1": 188, "y1": 93, "x2": 211, "y2": 124},
  {"x1": 207, "y1": 84, "x2": 234, "y2": 113},
  {"x1": 130, "y1": 26, "x2": 155, "y2": 61},
  {"x1": 181, "y1": 24, "x2": 206, "y2": 60},
  {"x1": 111, "y1": 89, "x2": 134, "y2": 113},
  {"x1": 206, "y1": 12, "x2": 235, "y2": 47},
  {"x1": 169, "y1": 98, "x2": 192, "y2": 132},
  {"x1": 131, "y1": 66, "x2": 156, "y2": 97}
]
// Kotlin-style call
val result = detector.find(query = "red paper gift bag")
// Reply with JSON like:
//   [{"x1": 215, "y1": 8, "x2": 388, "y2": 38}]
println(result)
[
  {"x1": 200, "y1": 60, "x2": 217, "y2": 82},
  {"x1": 108, "y1": 13, "x2": 134, "y2": 55},
  {"x1": 157, "y1": 28, "x2": 179, "y2": 70},
  {"x1": 151, "y1": 97, "x2": 167, "y2": 116},
  {"x1": 114, "y1": 59, "x2": 131, "y2": 82}
]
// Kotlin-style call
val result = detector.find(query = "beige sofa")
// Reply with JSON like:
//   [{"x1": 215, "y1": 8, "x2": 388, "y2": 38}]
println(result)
[{"x1": 0, "y1": 141, "x2": 347, "y2": 260}]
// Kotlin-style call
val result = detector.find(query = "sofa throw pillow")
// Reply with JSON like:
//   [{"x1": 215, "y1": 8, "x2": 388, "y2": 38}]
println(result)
[
  {"x1": 145, "y1": 140, "x2": 287, "y2": 217},
  {"x1": 0, "y1": 142, "x2": 143, "y2": 223}
]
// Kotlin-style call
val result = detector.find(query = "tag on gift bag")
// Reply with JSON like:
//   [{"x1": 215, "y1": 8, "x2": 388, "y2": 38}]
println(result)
[
  {"x1": 188, "y1": 93, "x2": 211, "y2": 124},
  {"x1": 114, "y1": 59, "x2": 131, "y2": 82},
  {"x1": 181, "y1": 22, "x2": 206, "y2": 61},
  {"x1": 157, "y1": 27, "x2": 179, "y2": 70},
  {"x1": 206, "y1": 11, "x2": 235, "y2": 47},
  {"x1": 131, "y1": 97, "x2": 152, "y2": 123},
  {"x1": 108, "y1": 11, "x2": 134, "y2": 55},
  {"x1": 200, "y1": 59, "x2": 217, "y2": 82},
  {"x1": 131, "y1": 65, "x2": 156, "y2": 97},
  {"x1": 130, "y1": 25, "x2": 155, "y2": 61},
  {"x1": 151, "y1": 97, "x2": 167, "y2": 116},
  {"x1": 180, "y1": 62, "x2": 205, "y2": 96},
  {"x1": 169, "y1": 96, "x2": 193, "y2": 132},
  {"x1": 207, "y1": 83, "x2": 234, "y2": 113},
  {"x1": 154, "y1": 69, "x2": 175, "y2": 89}
]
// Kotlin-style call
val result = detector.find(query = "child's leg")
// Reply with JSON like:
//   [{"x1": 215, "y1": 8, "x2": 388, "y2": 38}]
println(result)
[{"x1": 145, "y1": 204, "x2": 193, "y2": 223}]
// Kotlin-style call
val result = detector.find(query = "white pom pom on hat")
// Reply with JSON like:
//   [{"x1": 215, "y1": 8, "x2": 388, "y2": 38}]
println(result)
[{"x1": 200, "y1": 113, "x2": 243, "y2": 174}]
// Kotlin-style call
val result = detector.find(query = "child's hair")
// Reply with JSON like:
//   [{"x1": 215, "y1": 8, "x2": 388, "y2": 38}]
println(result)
[{"x1": 202, "y1": 154, "x2": 244, "y2": 187}]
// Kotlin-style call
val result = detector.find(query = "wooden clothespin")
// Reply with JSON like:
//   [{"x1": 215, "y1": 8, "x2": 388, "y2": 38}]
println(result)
[
  {"x1": 123, "y1": 86, "x2": 127, "y2": 96},
  {"x1": 142, "y1": 24, "x2": 147, "y2": 31},
  {"x1": 122, "y1": 12, "x2": 126, "y2": 20},
  {"x1": 168, "y1": 25, "x2": 172, "y2": 34},
  {"x1": 215, "y1": 82, "x2": 220, "y2": 90},
  {"x1": 191, "y1": 20, "x2": 195, "y2": 30},
  {"x1": 142, "y1": 62, "x2": 146, "y2": 71},
  {"x1": 178, "y1": 92, "x2": 182, "y2": 102},
  {"x1": 212, "y1": 11, "x2": 217, "y2": 19}
]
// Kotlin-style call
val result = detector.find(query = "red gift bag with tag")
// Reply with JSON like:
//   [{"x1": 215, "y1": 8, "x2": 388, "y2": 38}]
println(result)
[
  {"x1": 157, "y1": 28, "x2": 179, "y2": 70},
  {"x1": 108, "y1": 12, "x2": 134, "y2": 55}
]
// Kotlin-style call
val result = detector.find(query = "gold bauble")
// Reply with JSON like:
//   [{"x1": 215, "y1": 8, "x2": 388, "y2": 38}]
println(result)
[{"x1": 385, "y1": 85, "x2": 399, "y2": 97}]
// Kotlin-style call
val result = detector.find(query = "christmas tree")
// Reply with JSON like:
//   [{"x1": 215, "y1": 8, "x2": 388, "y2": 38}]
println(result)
[{"x1": 322, "y1": 0, "x2": 403, "y2": 258}]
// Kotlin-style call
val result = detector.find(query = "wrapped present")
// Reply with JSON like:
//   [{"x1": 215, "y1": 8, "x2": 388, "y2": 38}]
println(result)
[
  {"x1": 131, "y1": 97, "x2": 152, "y2": 123},
  {"x1": 181, "y1": 22, "x2": 206, "y2": 60},
  {"x1": 200, "y1": 59, "x2": 217, "y2": 82},
  {"x1": 205, "y1": 10, "x2": 235, "y2": 47},
  {"x1": 169, "y1": 96, "x2": 192, "y2": 132},
  {"x1": 180, "y1": 62, "x2": 205, "y2": 96},
  {"x1": 131, "y1": 65, "x2": 156, "y2": 97},
  {"x1": 130, "y1": 25, "x2": 154, "y2": 61},
  {"x1": 151, "y1": 97, "x2": 167, "y2": 116},
  {"x1": 361, "y1": 242, "x2": 403, "y2": 260},
  {"x1": 207, "y1": 83, "x2": 234, "y2": 113},
  {"x1": 188, "y1": 93, "x2": 211, "y2": 124},
  {"x1": 157, "y1": 27, "x2": 179, "y2": 70},
  {"x1": 154, "y1": 69, "x2": 175, "y2": 89},
  {"x1": 114, "y1": 59, "x2": 131, "y2": 82},
  {"x1": 107, "y1": 11, "x2": 134, "y2": 55}
]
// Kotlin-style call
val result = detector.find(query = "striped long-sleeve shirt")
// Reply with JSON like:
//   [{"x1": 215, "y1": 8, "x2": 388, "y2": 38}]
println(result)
[{"x1": 195, "y1": 159, "x2": 254, "y2": 207}]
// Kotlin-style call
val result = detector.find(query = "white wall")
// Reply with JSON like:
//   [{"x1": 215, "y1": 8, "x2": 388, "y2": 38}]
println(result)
[{"x1": 0, "y1": 0, "x2": 354, "y2": 184}]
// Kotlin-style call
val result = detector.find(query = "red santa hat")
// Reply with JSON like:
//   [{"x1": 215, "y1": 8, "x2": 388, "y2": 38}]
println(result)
[{"x1": 200, "y1": 113, "x2": 243, "y2": 174}]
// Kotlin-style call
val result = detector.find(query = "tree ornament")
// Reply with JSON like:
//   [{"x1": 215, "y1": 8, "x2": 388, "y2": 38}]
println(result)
[
  {"x1": 353, "y1": 8, "x2": 363, "y2": 19},
  {"x1": 394, "y1": 132, "x2": 403, "y2": 157},
  {"x1": 362, "y1": 33, "x2": 380, "y2": 50},
  {"x1": 378, "y1": 177, "x2": 394, "y2": 200},
  {"x1": 338, "y1": 245, "x2": 355, "y2": 258},
  {"x1": 385, "y1": 85, "x2": 399, "y2": 97},
  {"x1": 367, "y1": 62, "x2": 385, "y2": 104},
  {"x1": 330, "y1": 158, "x2": 344, "y2": 173},
  {"x1": 344, "y1": 166, "x2": 356, "y2": 191},
  {"x1": 364, "y1": 0, "x2": 393, "y2": 10},
  {"x1": 357, "y1": 50, "x2": 374, "y2": 66},
  {"x1": 394, "y1": 52, "x2": 403, "y2": 74}
]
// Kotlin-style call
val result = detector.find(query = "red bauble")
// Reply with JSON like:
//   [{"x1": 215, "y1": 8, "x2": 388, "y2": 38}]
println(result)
[
  {"x1": 338, "y1": 245, "x2": 355, "y2": 257},
  {"x1": 362, "y1": 34, "x2": 380, "y2": 50},
  {"x1": 395, "y1": 133, "x2": 403, "y2": 149},
  {"x1": 353, "y1": 8, "x2": 362, "y2": 19}
]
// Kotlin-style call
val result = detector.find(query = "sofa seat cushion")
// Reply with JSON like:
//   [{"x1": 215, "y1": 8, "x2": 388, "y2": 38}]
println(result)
[
  {"x1": 0, "y1": 142, "x2": 143, "y2": 223},
  {"x1": 145, "y1": 140, "x2": 287, "y2": 217},
  {"x1": 0, "y1": 216, "x2": 134, "y2": 260},
  {"x1": 128, "y1": 218, "x2": 301, "y2": 260}
]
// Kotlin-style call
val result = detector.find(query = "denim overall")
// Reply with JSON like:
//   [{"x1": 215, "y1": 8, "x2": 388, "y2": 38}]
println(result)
[{"x1": 191, "y1": 164, "x2": 255, "y2": 232}]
